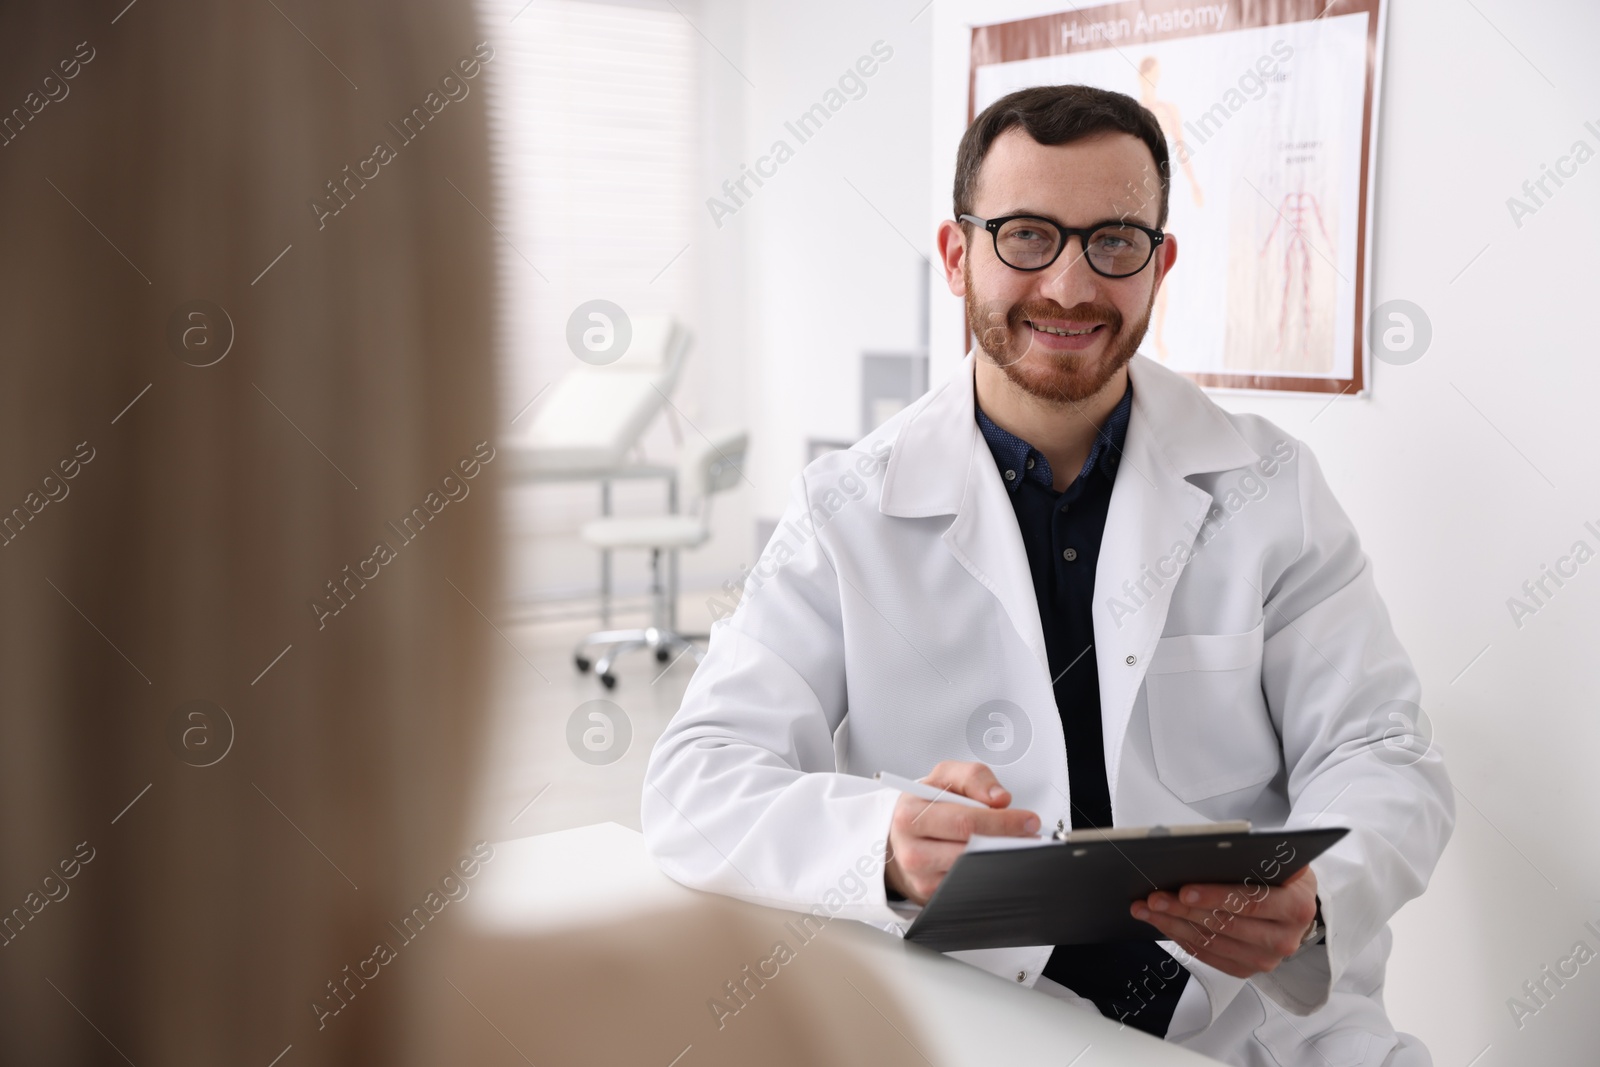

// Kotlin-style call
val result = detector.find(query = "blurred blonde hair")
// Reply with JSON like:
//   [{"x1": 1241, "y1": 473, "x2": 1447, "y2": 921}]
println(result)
[{"x1": 0, "y1": 3, "x2": 498, "y2": 1063}]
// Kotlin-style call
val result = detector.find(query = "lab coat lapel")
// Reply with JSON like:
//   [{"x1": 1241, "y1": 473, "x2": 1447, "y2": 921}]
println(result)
[
  {"x1": 945, "y1": 433, "x2": 1052, "y2": 674},
  {"x1": 879, "y1": 352, "x2": 1049, "y2": 674},
  {"x1": 1093, "y1": 355, "x2": 1262, "y2": 803}
]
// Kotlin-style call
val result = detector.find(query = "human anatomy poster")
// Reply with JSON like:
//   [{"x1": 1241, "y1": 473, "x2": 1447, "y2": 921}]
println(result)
[{"x1": 970, "y1": 0, "x2": 1385, "y2": 395}]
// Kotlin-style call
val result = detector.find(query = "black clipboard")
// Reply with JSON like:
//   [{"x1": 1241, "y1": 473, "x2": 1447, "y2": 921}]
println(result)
[{"x1": 902, "y1": 825, "x2": 1348, "y2": 952}]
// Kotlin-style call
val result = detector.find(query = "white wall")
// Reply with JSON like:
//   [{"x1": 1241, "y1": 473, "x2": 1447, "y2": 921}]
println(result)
[
  {"x1": 703, "y1": 0, "x2": 934, "y2": 528},
  {"x1": 924, "y1": 0, "x2": 1600, "y2": 1061},
  {"x1": 508, "y1": 0, "x2": 933, "y2": 611}
]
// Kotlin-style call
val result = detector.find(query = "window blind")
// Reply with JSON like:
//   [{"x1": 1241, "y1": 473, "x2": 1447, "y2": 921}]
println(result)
[{"x1": 477, "y1": 0, "x2": 698, "y2": 426}]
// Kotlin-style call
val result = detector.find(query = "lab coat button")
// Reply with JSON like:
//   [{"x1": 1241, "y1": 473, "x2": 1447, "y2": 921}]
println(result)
[
  {"x1": 1125, "y1": 654, "x2": 1137, "y2": 665},
  {"x1": 1016, "y1": 971, "x2": 1027, "y2": 982}
]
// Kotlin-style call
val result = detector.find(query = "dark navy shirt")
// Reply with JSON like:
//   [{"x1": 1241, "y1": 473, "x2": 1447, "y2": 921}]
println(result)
[{"x1": 975, "y1": 379, "x2": 1189, "y2": 1036}]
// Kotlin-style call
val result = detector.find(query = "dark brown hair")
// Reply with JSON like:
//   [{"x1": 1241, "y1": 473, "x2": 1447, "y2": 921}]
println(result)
[{"x1": 953, "y1": 84, "x2": 1171, "y2": 228}]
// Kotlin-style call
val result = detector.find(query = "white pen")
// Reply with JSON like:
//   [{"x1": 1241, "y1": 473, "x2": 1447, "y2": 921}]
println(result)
[{"x1": 873, "y1": 771, "x2": 992, "y2": 809}]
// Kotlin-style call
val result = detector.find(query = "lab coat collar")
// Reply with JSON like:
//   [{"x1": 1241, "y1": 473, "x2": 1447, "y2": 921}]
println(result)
[{"x1": 879, "y1": 350, "x2": 1260, "y2": 520}]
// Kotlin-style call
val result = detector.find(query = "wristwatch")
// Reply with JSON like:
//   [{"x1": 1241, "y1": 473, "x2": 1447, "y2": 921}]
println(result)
[{"x1": 1293, "y1": 897, "x2": 1325, "y2": 954}]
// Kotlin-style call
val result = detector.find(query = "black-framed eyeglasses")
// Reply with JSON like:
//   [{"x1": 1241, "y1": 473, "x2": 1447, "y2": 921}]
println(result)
[{"x1": 958, "y1": 213, "x2": 1165, "y2": 277}]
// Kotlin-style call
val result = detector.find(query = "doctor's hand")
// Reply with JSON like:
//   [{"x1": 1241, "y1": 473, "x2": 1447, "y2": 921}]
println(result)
[
  {"x1": 883, "y1": 761, "x2": 1040, "y2": 906},
  {"x1": 1129, "y1": 865, "x2": 1320, "y2": 979}
]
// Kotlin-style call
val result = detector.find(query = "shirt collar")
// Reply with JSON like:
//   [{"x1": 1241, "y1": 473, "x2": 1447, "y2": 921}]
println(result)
[{"x1": 974, "y1": 378, "x2": 1133, "y2": 493}]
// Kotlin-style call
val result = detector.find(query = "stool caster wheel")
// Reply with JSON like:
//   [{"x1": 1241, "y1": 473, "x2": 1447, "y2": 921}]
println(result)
[
  {"x1": 655, "y1": 648, "x2": 671, "y2": 662},
  {"x1": 574, "y1": 655, "x2": 591, "y2": 673},
  {"x1": 599, "y1": 673, "x2": 617, "y2": 690}
]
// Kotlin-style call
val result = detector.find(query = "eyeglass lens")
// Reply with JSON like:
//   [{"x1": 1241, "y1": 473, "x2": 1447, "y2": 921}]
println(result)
[{"x1": 993, "y1": 218, "x2": 1152, "y2": 275}]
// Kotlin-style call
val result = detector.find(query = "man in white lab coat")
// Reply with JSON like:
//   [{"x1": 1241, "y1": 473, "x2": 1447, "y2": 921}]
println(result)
[{"x1": 643, "y1": 84, "x2": 1453, "y2": 1065}]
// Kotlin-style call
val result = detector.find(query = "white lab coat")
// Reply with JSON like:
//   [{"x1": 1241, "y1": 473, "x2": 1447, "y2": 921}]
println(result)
[{"x1": 642, "y1": 351, "x2": 1454, "y2": 1066}]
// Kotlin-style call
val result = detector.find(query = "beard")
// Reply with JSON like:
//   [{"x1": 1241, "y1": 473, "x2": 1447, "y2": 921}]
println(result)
[{"x1": 964, "y1": 259, "x2": 1156, "y2": 404}]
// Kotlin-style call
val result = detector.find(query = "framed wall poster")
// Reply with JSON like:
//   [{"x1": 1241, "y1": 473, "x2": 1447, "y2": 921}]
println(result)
[{"x1": 968, "y1": 0, "x2": 1386, "y2": 395}]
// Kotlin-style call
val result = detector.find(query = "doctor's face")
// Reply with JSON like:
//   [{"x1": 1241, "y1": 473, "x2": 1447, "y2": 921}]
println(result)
[{"x1": 941, "y1": 128, "x2": 1177, "y2": 404}]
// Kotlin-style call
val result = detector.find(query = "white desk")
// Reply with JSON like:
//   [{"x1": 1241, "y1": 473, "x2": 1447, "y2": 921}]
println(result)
[{"x1": 456, "y1": 822, "x2": 1218, "y2": 1067}]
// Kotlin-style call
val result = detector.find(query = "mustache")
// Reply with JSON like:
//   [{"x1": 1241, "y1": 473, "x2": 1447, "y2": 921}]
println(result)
[{"x1": 1014, "y1": 301, "x2": 1122, "y2": 330}]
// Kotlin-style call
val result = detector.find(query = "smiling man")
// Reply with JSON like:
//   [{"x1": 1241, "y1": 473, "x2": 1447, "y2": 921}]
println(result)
[{"x1": 644, "y1": 85, "x2": 1453, "y2": 1066}]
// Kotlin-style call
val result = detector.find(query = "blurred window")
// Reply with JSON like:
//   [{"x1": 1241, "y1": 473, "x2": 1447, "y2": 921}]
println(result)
[{"x1": 479, "y1": 0, "x2": 697, "y2": 423}]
